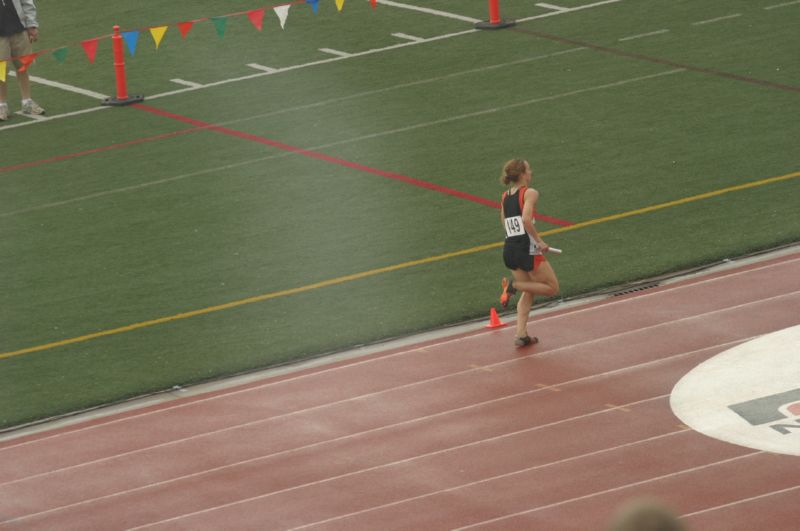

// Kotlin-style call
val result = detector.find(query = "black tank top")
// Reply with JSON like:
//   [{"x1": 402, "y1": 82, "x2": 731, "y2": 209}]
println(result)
[
  {"x1": 502, "y1": 186, "x2": 540, "y2": 255},
  {"x1": 502, "y1": 186, "x2": 528, "y2": 246}
]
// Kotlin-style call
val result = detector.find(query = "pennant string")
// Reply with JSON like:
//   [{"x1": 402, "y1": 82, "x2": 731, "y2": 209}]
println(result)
[{"x1": 1, "y1": 0, "x2": 339, "y2": 65}]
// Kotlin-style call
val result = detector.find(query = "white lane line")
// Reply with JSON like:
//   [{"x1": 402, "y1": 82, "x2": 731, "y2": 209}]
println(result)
[
  {"x1": 3, "y1": 286, "x2": 795, "y2": 480},
  {"x1": 138, "y1": 427, "x2": 692, "y2": 529},
  {"x1": 391, "y1": 32, "x2": 424, "y2": 42},
  {"x1": 536, "y1": 3, "x2": 569, "y2": 12},
  {"x1": 3, "y1": 394, "x2": 671, "y2": 523},
  {"x1": 453, "y1": 452, "x2": 763, "y2": 530},
  {"x1": 618, "y1": 29, "x2": 669, "y2": 41},
  {"x1": 169, "y1": 79, "x2": 203, "y2": 88},
  {"x1": 764, "y1": 0, "x2": 800, "y2": 9},
  {"x1": 318, "y1": 47, "x2": 351, "y2": 58},
  {"x1": 682, "y1": 484, "x2": 800, "y2": 518},
  {"x1": 246, "y1": 63, "x2": 277, "y2": 73},
  {"x1": 691, "y1": 13, "x2": 742, "y2": 25},
  {"x1": 375, "y1": 0, "x2": 480, "y2": 23},
  {"x1": 7, "y1": 70, "x2": 108, "y2": 99}
]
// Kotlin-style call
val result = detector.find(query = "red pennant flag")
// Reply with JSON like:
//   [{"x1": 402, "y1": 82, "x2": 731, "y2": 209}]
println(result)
[
  {"x1": 81, "y1": 38, "x2": 99, "y2": 64},
  {"x1": 16, "y1": 53, "x2": 38, "y2": 73},
  {"x1": 177, "y1": 21, "x2": 194, "y2": 39},
  {"x1": 371, "y1": 0, "x2": 377, "y2": 8},
  {"x1": 247, "y1": 8, "x2": 266, "y2": 31}
]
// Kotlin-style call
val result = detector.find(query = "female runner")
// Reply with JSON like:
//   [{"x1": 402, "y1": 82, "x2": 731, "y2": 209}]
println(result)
[{"x1": 498, "y1": 159, "x2": 559, "y2": 347}]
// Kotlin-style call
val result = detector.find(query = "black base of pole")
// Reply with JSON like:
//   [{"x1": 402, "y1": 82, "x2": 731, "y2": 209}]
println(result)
[
  {"x1": 101, "y1": 95, "x2": 145, "y2": 107},
  {"x1": 475, "y1": 19, "x2": 516, "y2": 30}
]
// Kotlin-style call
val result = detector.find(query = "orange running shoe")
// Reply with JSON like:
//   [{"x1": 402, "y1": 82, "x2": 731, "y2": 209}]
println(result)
[{"x1": 500, "y1": 277, "x2": 517, "y2": 308}]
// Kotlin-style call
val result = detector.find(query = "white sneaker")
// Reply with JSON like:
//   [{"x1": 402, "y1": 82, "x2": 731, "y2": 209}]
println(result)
[
  {"x1": 0, "y1": 105, "x2": 8, "y2": 121},
  {"x1": 21, "y1": 100, "x2": 45, "y2": 115}
]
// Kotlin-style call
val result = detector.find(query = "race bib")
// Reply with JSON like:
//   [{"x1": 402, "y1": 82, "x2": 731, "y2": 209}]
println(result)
[{"x1": 504, "y1": 215, "x2": 525, "y2": 238}]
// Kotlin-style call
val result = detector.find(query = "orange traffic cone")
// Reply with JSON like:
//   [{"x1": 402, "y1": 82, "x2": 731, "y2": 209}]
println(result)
[{"x1": 485, "y1": 307, "x2": 508, "y2": 329}]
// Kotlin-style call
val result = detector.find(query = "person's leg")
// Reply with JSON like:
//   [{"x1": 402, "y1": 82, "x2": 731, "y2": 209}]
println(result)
[
  {"x1": 511, "y1": 258, "x2": 559, "y2": 297},
  {"x1": 511, "y1": 269, "x2": 534, "y2": 339},
  {"x1": 17, "y1": 70, "x2": 31, "y2": 100}
]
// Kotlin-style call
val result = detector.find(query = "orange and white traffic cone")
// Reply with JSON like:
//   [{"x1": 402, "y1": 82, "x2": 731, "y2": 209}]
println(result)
[{"x1": 485, "y1": 307, "x2": 508, "y2": 329}]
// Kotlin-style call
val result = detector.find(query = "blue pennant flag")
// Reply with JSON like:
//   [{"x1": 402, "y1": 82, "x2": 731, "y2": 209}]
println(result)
[
  {"x1": 122, "y1": 31, "x2": 140, "y2": 56},
  {"x1": 305, "y1": 0, "x2": 320, "y2": 14}
]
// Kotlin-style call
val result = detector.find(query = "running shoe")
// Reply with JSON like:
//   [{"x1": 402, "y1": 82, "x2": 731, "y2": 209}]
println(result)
[
  {"x1": 500, "y1": 277, "x2": 517, "y2": 308},
  {"x1": 514, "y1": 336, "x2": 539, "y2": 348},
  {"x1": 21, "y1": 100, "x2": 45, "y2": 115}
]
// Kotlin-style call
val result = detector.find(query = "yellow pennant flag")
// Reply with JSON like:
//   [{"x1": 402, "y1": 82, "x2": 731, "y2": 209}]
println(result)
[
  {"x1": 0, "y1": 61, "x2": 6, "y2": 83},
  {"x1": 336, "y1": 0, "x2": 345, "y2": 11},
  {"x1": 150, "y1": 26, "x2": 168, "y2": 49}
]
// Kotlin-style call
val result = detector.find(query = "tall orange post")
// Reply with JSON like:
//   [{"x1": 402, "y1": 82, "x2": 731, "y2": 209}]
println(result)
[
  {"x1": 102, "y1": 25, "x2": 144, "y2": 106},
  {"x1": 476, "y1": 0, "x2": 515, "y2": 30}
]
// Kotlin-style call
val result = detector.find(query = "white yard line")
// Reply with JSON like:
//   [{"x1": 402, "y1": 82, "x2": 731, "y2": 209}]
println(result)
[
  {"x1": 691, "y1": 13, "x2": 742, "y2": 25},
  {"x1": 318, "y1": 47, "x2": 351, "y2": 58},
  {"x1": 246, "y1": 63, "x2": 277, "y2": 73},
  {"x1": 536, "y1": 3, "x2": 569, "y2": 12},
  {"x1": 12, "y1": 111, "x2": 47, "y2": 121},
  {"x1": 517, "y1": 0, "x2": 623, "y2": 22},
  {"x1": 169, "y1": 79, "x2": 203, "y2": 88},
  {"x1": 618, "y1": 29, "x2": 669, "y2": 41},
  {"x1": 0, "y1": 105, "x2": 108, "y2": 131},
  {"x1": 391, "y1": 32, "x2": 424, "y2": 42},
  {"x1": 8, "y1": 70, "x2": 108, "y2": 99},
  {"x1": 764, "y1": 0, "x2": 800, "y2": 9},
  {"x1": 375, "y1": 0, "x2": 480, "y2": 23},
  {"x1": 0, "y1": 0, "x2": 624, "y2": 131},
  {"x1": 1, "y1": 63, "x2": 678, "y2": 221}
]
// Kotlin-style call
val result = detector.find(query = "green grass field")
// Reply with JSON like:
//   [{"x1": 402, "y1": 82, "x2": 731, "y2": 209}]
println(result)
[{"x1": 1, "y1": 0, "x2": 798, "y2": 429}]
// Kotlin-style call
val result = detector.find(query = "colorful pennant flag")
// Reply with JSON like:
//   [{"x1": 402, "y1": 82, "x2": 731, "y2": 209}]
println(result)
[
  {"x1": 0, "y1": 61, "x2": 6, "y2": 82},
  {"x1": 177, "y1": 21, "x2": 194, "y2": 39},
  {"x1": 306, "y1": 0, "x2": 319, "y2": 14},
  {"x1": 16, "y1": 53, "x2": 36, "y2": 72},
  {"x1": 371, "y1": 0, "x2": 377, "y2": 8},
  {"x1": 150, "y1": 26, "x2": 168, "y2": 49},
  {"x1": 81, "y1": 38, "x2": 99, "y2": 63},
  {"x1": 122, "y1": 31, "x2": 140, "y2": 56},
  {"x1": 52, "y1": 47, "x2": 69, "y2": 64},
  {"x1": 336, "y1": 0, "x2": 345, "y2": 11},
  {"x1": 274, "y1": 6, "x2": 290, "y2": 29},
  {"x1": 211, "y1": 16, "x2": 228, "y2": 38},
  {"x1": 247, "y1": 8, "x2": 266, "y2": 31}
]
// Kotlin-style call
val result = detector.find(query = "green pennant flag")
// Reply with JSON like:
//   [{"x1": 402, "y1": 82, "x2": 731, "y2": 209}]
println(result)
[
  {"x1": 52, "y1": 47, "x2": 69, "y2": 64},
  {"x1": 211, "y1": 16, "x2": 228, "y2": 38}
]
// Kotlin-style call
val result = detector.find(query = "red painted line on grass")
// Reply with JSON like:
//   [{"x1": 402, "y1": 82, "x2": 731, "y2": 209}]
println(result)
[
  {"x1": 0, "y1": 128, "x2": 203, "y2": 173},
  {"x1": 132, "y1": 103, "x2": 575, "y2": 227}
]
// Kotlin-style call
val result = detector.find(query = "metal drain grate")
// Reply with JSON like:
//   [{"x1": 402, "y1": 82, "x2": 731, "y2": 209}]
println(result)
[{"x1": 612, "y1": 282, "x2": 660, "y2": 297}]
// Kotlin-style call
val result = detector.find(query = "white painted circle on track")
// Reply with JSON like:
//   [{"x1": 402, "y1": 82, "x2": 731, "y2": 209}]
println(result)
[{"x1": 670, "y1": 325, "x2": 800, "y2": 456}]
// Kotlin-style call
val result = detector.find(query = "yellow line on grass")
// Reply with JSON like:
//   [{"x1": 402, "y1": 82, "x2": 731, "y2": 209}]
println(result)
[
  {"x1": 1, "y1": 170, "x2": 797, "y2": 360},
  {"x1": 543, "y1": 171, "x2": 800, "y2": 236}
]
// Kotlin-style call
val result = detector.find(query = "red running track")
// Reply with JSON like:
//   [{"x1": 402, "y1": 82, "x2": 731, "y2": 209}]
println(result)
[{"x1": 0, "y1": 253, "x2": 798, "y2": 530}]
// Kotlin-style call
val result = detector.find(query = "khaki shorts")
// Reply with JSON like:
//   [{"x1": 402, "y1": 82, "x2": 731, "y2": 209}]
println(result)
[{"x1": 0, "y1": 32, "x2": 33, "y2": 70}]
